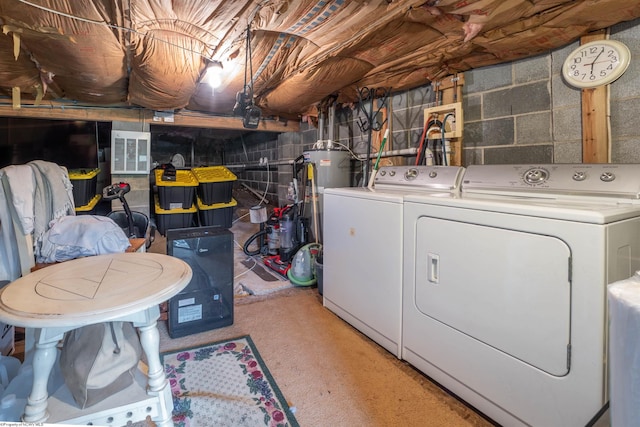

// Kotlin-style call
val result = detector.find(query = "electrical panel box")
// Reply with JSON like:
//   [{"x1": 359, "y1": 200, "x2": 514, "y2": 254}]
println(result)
[{"x1": 166, "y1": 226, "x2": 234, "y2": 338}]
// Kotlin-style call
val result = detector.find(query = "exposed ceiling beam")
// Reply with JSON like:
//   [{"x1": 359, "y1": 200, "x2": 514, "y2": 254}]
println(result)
[{"x1": 0, "y1": 101, "x2": 298, "y2": 132}]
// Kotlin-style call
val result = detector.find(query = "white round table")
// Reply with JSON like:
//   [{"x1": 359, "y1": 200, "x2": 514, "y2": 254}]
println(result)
[{"x1": 0, "y1": 252, "x2": 192, "y2": 426}]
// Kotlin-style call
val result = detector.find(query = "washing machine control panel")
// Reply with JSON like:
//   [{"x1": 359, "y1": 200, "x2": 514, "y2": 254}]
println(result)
[
  {"x1": 462, "y1": 164, "x2": 640, "y2": 198},
  {"x1": 375, "y1": 166, "x2": 465, "y2": 191}
]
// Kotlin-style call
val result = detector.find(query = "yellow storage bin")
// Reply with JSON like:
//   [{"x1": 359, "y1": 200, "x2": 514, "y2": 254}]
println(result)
[
  {"x1": 154, "y1": 195, "x2": 197, "y2": 235},
  {"x1": 68, "y1": 168, "x2": 100, "y2": 207},
  {"x1": 197, "y1": 197, "x2": 237, "y2": 229},
  {"x1": 154, "y1": 169, "x2": 198, "y2": 210},
  {"x1": 192, "y1": 166, "x2": 237, "y2": 205},
  {"x1": 75, "y1": 194, "x2": 102, "y2": 215}
]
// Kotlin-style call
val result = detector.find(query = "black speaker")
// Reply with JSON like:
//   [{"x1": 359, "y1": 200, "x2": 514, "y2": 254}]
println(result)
[{"x1": 166, "y1": 226, "x2": 234, "y2": 338}]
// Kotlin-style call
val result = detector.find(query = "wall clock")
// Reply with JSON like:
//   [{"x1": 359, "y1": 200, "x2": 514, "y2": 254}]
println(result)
[{"x1": 562, "y1": 39, "x2": 631, "y2": 89}]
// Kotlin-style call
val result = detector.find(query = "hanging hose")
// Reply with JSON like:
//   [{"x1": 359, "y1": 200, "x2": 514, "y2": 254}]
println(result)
[
  {"x1": 417, "y1": 119, "x2": 442, "y2": 165},
  {"x1": 243, "y1": 229, "x2": 268, "y2": 256},
  {"x1": 441, "y1": 113, "x2": 455, "y2": 166}
]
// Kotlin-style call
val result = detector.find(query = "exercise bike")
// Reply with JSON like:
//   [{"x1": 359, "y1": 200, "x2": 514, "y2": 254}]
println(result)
[{"x1": 102, "y1": 182, "x2": 155, "y2": 249}]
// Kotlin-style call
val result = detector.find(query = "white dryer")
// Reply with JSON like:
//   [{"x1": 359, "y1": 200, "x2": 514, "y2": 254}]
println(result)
[
  {"x1": 323, "y1": 166, "x2": 464, "y2": 358},
  {"x1": 402, "y1": 164, "x2": 640, "y2": 427}
]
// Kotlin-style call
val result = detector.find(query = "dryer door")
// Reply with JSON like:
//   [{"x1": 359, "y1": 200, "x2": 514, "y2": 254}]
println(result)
[{"x1": 415, "y1": 216, "x2": 571, "y2": 376}]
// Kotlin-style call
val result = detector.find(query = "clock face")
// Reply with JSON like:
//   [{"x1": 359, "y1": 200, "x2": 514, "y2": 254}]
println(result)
[{"x1": 562, "y1": 40, "x2": 631, "y2": 89}]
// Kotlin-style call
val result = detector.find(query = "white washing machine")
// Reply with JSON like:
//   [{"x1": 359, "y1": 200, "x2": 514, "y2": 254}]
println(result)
[
  {"x1": 402, "y1": 164, "x2": 640, "y2": 427},
  {"x1": 323, "y1": 165, "x2": 465, "y2": 358}
]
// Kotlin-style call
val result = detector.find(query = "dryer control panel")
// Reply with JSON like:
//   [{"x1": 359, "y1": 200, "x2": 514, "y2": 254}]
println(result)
[
  {"x1": 374, "y1": 166, "x2": 465, "y2": 192},
  {"x1": 461, "y1": 164, "x2": 640, "y2": 199}
]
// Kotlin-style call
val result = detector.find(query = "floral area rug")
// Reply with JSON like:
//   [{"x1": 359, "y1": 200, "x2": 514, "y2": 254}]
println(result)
[{"x1": 162, "y1": 335, "x2": 299, "y2": 427}]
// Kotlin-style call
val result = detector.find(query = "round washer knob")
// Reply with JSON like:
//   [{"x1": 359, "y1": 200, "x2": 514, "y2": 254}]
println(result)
[
  {"x1": 405, "y1": 168, "x2": 419, "y2": 180},
  {"x1": 600, "y1": 172, "x2": 616, "y2": 182},
  {"x1": 523, "y1": 168, "x2": 549, "y2": 185},
  {"x1": 573, "y1": 172, "x2": 587, "y2": 181}
]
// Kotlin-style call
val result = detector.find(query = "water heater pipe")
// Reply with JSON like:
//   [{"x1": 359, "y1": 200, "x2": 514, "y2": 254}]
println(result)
[{"x1": 356, "y1": 147, "x2": 418, "y2": 161}]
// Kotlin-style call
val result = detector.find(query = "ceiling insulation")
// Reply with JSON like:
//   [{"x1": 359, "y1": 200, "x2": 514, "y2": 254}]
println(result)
[{"x1": 0, "y1": 0, "x2": 639, "y2": 122}]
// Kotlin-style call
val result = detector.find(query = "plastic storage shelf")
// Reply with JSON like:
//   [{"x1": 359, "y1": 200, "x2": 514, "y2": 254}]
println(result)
[
  {"x1": 154, "y1": 195, "x2": 197, "y2": 236},
  {"x1": 155, "y1": 169, "x2": 198, "y2": 210},
  {"x1": 191, "y1": 166, "x2": 236, "y2": 205},
  {"x1": 197, "y1": 197, "x2": 236, "y2": 228},
  {"x1": 68, "y1": 168, "x2": 100, "y2": 207}
]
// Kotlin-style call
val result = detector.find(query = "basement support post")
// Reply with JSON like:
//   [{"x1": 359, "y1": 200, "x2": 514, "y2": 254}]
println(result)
[{"x1": 580, "y1": 30, "x2": 610, "y2": 163}]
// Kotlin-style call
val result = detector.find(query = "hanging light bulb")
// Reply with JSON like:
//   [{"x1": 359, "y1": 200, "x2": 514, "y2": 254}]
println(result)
[{"x1": 203, "y1": 61, "x2": 223, "y2": 89}]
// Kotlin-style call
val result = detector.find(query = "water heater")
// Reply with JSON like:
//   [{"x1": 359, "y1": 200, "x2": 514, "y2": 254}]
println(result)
[
  {"x1": 303, "y1": 147, "x2": 351, "y2": 243},
  {"x1": 303, "y1": 148, "x2": 351, "y2": 190}
]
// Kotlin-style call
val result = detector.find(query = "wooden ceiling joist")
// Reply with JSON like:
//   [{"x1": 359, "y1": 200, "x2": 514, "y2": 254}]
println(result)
[{"x1": 0, "y1": 102, "x2": 298, "y2": 133}]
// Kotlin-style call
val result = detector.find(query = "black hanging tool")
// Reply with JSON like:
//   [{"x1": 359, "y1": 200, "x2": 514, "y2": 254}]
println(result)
[
  {"x1": 233, "y1": 24, "x2": 261, "y2": 128},
  {"x1": 355, "y1": 86, "x2": 391, "y2": 186}
]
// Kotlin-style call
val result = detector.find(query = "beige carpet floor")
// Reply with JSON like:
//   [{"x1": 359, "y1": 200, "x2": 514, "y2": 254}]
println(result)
[
  {"x1": 147, "y1": 192, "x2": 495, "y2": 426},
  {"x1": 156, "y1": 287, "x2": 494, "y2": 427}
]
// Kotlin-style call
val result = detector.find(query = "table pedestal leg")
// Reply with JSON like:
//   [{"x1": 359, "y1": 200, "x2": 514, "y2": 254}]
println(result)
[
  {"x1": 138, "y1": 319, "x2": 173, "y2": 427},
  {"x1": 23, "y1": 335, "x2": 58, "y2": 423}
]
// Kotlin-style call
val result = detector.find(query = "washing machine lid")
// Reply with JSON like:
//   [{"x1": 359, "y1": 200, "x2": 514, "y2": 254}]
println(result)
[{"x1": 323, "y1": 186, "x2": 405, "y2": 202}]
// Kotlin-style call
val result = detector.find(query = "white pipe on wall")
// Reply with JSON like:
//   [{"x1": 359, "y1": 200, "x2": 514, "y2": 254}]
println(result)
[
  {"x1": 226, "y1": 159, "x2": 294, "y2": 169},
  {"x1": 356, "y1": 147, "x2": 418, "y2": 161}
]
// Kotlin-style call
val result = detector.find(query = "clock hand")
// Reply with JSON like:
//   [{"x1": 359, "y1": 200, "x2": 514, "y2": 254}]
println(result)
[{"x1": 589, "y1": 47, "x2": 605, "y2": 74}]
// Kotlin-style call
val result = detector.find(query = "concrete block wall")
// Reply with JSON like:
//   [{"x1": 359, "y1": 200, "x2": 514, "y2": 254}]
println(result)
[
  {"x1": 463, "y1": 57, "x2": 556, "y2": 165},
  {"x1": 609, "y1": 19, "x2": 640, "y2": 163},
  {"x1": 389, "y1": 85, "x2": 437, "y2": 167},
  {"x1": 224, "y1": 131, "x2": 279, "y2": 206},
  {"x1": 463, "y1": 17, "x2": 640, "y2": 165}
]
